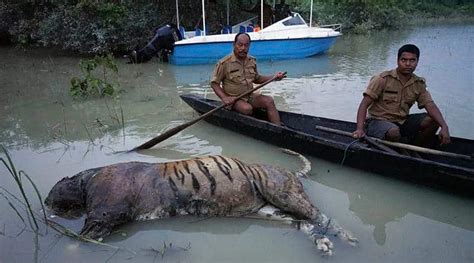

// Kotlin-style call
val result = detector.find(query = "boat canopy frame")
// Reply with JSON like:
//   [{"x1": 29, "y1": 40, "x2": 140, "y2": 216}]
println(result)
[{"x1": 174, "y1": 0, "x2": 319, "y2": 36}]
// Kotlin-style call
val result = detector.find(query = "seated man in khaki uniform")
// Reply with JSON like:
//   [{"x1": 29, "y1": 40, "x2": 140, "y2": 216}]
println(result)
[
  {"x1": 210, "y1": 33, "x2": 286, "y2": 125},
  {"x1": 353, "y1": 44, "x2": 450, "y2": 147}
]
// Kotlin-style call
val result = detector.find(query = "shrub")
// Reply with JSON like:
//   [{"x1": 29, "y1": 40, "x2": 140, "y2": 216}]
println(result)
[
  {"x1": 3, "y1": 1, "x2": 474, "y2": 52},
  {"x1": 37, "y1": 2, "x2": 169, "y2": 54},
  {"x1": 70, "y1": 54, "x2": 120, "y2": 99}
]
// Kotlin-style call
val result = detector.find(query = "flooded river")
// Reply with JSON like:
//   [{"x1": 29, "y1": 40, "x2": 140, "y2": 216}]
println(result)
[{"x1": 1, "y1": 24, "x2": 473, "y2": 262}]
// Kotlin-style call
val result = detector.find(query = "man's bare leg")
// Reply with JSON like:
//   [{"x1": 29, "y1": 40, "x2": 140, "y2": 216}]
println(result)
[
  {"x1": 232, "y1": 99, "x2": 253, "y2": 115},
  {"x1": 250, "y1": 95, "x2": 281, "y2": 125},
  {"x1": 385, "y1": 127, "x2": 401, "y2": 142},
  {"x1": 416, "y1": 115, "x2": 439, "y2": 147}
]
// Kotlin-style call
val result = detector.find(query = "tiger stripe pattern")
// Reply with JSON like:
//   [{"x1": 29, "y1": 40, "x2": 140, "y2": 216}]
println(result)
[{"x1": 45, "y1": 154, "x2": 357, "y2": 256}]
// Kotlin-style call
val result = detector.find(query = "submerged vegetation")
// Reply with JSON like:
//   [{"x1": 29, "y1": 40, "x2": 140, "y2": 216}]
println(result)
[
  {"x1": 1, "y1": 0, "x2": 473, "y2": 54},
  {"x1": 70, "y1": 54, "x2": 120, "y2": 98},
  {"x1": 0, "y1": 146, "x2": 192, "y2": 260},
  {"x1": 0, "y1": 145, "x2": 47, "y2": 235},
  {"x1": 0, "y1": 145, "x2": 137, "y2": 255},
  {"x1": 69, "y1": 53, "x2": 126, "y2": 139},
  {"x1": 0, "y1": 145, "x2": 103, "y2": 245}
]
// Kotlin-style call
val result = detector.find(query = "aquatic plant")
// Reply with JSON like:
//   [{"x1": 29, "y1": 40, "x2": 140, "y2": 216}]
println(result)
[
  {"x1": 70, "y1": 53, "x2": 120, "y2": 98},
  {"x1": 0, "y1": 145, "x2": 47, "y2": 235},
  {"x1": 145, "y1": 241, "x2": 192, "y2": 261},
  {"x1": 0, "y1": 145, "x2": 132, "y2": 251}
]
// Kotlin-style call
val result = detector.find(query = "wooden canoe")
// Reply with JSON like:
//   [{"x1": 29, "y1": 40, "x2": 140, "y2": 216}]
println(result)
[{"x1": 180, "y1": 94, "x2": 474, "y2": 197}]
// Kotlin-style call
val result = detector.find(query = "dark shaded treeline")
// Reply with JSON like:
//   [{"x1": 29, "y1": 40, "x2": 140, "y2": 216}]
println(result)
[{"x1": 0, "y1": 0, "x2": 473, "y2": 53}]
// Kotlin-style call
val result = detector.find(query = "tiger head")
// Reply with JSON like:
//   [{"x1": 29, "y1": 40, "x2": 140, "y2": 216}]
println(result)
[{"x1": 45, "y1": 171, "x2": 89, "y2": 219}]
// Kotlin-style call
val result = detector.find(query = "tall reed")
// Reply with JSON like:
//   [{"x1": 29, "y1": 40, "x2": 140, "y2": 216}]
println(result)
[
  {"x1": 0, "y1": 145, "x2": 134, "y2": 252},
  {"x1": 0, "y1": 145, "x2": 47, "y2": 233}
]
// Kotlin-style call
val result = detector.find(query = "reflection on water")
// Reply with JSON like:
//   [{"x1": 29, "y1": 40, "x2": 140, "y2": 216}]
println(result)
[
  {"x1": 315, "y1": 162, "x2": 474, "y2": 246},
  {"x1": 171, "y1": 51, "x2": 336, "y2": 87},
  {"x1": 1, "y1": 24, "x2": 473, "y2": 262}
]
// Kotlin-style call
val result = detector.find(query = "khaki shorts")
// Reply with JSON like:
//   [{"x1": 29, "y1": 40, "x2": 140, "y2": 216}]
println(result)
[{"x1": 238, "y1": 92, "x2": 259, "y2": 104}]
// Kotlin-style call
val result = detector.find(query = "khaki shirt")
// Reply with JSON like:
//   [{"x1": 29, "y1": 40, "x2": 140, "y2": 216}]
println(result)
[
  {"x1": 364, "y1": 69, "x2": 434, "y2": 124},
  {"x1": 210, "y1": 53, "x2": 261, "y2": 96}
]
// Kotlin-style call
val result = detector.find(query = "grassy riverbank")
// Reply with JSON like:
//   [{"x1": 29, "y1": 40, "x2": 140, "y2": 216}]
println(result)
[{"x1": 1, "y1": 0, "x2": 473, "y2": 54}]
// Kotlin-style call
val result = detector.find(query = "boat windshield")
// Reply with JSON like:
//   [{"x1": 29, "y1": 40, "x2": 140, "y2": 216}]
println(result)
[{"x1": 282, "y1": 15, "x2": 306, "y2": 26}]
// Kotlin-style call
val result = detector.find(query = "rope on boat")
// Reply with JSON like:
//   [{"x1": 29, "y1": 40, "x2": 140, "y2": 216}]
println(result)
[{"x1": 341, "y1": 139, "x2": 360, "y2": 166}]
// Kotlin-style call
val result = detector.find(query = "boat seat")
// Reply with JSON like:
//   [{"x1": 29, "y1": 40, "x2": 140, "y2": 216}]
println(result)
[
  {"x1": 179, "y1": 26, "x2": 185, "y2": 39},
  {"x1": 195, "y1": 28, "x2": 209, "y2": 36},
  {"x1": 239, "y1": 26, "x2": 246, "y2": 33},
  {"x1": 246, "y1": 26, "x2": 254, "y2": 32},
  {"x1": 195, "y1": 28, "x2": 202, "y2": 36},
  {"x1": 222, "y1": 25, "x2": 232, "y2": 34}
]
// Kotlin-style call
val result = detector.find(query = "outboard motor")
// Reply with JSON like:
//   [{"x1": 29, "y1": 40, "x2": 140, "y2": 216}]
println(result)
[{"x1": 129, "y1": 24, "x2": 182, "y2": 63}]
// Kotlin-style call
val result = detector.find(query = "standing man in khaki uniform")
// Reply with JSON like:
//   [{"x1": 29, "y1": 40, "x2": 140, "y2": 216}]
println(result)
[
  {"x1": 353, "y1": 44, "x2": 450, "y2": 146},
  {"x1": 211, "y1": 33, "x2": 286, "y2": 125}
]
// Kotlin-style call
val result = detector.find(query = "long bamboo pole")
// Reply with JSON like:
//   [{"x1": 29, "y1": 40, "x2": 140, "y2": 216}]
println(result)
[{"x1": 314, "y1": 125, "x2": 472, "y2": 161}]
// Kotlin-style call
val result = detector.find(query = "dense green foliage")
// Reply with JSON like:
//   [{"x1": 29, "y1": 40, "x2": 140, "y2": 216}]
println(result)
[
  {"x1": 2, "y1": 1, "x2": 173, "y2": 53},
  {"x1": 1, "y1": 0, "x2": 473, "y2": 53},
  {"x1": 296, "y1": 0, "x2": 474, "y2": 33}
]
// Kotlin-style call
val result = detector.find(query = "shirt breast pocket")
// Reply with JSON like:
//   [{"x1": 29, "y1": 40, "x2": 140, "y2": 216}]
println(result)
[
  {"x1": 403, "y1": 89, "x2": 418, "y2": 107},
  {"x1": 245, "y1": 67, "x2": 256, "y2": 80},
  {"x1": 382, "y1": 89, "x2": 399, "y2": 108},
  {"x1": 229, "y1": 70, "x2": 241, "y2": 82}
]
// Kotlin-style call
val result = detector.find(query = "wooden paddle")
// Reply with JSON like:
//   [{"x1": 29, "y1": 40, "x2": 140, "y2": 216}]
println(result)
[
  {"x1": 131, "y1": 74, "x2": 283, "y2": 151},
  {"x1": 314, "y1": 125, "x2": 472, "y2": 161}
]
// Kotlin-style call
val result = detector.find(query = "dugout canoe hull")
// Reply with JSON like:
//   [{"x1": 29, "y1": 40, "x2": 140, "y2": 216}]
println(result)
[{"x1": 180, "y1": 94, "x2": 474, "y2": 197}]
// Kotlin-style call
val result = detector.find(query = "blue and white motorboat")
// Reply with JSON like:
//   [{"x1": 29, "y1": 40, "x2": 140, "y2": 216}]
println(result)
[
  {"x1": 130, "y1": 0, "x2": 341, "y2": 66},
  {"x1": 169, "y1": 13, "x2": 341, "y2": 65}
]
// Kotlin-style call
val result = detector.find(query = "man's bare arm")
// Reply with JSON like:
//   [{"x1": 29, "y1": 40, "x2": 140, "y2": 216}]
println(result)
[
  {"x1": 255, "y1": 71, "x2": 286, "y2": 84},
  {"x1": 211, "y1": 82, "x2": 235, "y2": 106},
  {"x1": 425, "y1": 102, "x2": 451, "y2": 145},
  {"x1": 353, "y1": 95, "x2": 373, "y2": 138}
]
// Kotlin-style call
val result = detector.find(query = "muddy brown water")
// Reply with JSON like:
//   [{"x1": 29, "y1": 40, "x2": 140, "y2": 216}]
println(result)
[{"x1": 1, "y1": 24, "x2": 473, "y2": 262}]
